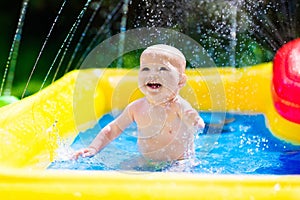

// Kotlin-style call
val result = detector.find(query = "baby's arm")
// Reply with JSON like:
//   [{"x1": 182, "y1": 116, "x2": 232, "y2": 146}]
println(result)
[
  {"x1": 72, "y1": 104, "x2": 134, "y2": 160},
  {"x1": 184, "y1": 109, "x2": 205, "y2": 129},
  {"x1": 177, "y1": 97, "x2": 205, "y2": 130}
]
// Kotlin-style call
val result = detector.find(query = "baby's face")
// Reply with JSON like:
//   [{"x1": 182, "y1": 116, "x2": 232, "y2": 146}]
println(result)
[{"x1": 138, "y1": 55, "x2": 184, "y2": 104}]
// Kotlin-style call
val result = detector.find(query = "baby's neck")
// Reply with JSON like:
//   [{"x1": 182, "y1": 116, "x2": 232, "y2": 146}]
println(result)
[{"x1": 146, "y1": 95, "x2": 179, "y2": 108}]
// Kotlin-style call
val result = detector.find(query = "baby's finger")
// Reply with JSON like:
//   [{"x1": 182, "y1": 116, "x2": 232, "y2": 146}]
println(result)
[
  {"x1": 71, "y1": 148, "x2": 89, "y2": 160},
  {"x1": 71, "y1": 152, "x2": 81, "y2": 160},
  {"x1": 82, "y1": 151, "x2": 94, "y2": 158}
]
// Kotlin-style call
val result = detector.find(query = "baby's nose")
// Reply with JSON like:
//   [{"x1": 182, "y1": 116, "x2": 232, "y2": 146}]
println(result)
[{"x1": 149, "y1": 72, "x2": 159, "y2": 78}]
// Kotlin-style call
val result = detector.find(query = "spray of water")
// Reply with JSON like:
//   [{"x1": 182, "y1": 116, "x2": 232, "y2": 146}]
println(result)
[
  {"x1": 25, "y1": 0, "x2": 68, "y2": 93},
  {"x1": 3, "y1": 0, "x2": 299, "y2": 98},
  {"x1": 64, "y1": 0, "x2": 103, "y2": 74},
  {"x1": 0, "y1": 0, "x2": 29, "y2": 96}
]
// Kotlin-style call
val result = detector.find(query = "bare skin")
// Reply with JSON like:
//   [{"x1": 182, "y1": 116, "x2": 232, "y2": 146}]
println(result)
[{"x1": 72, "y1": 44, "x2": 205, "y2": 162}]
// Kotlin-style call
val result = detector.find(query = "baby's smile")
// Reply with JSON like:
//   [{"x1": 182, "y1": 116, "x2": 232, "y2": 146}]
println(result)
[{"x1": 146, "y1": 81, "x2": 162, "y2": 90}]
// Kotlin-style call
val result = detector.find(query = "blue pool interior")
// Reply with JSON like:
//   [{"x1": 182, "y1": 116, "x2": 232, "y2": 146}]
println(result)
[{"x1": 48, "y1": 112, "x2": 300, "y2": 174}]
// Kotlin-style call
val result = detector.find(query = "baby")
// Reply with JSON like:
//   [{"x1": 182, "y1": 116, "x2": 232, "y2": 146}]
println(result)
[{"x1": 73, "y1": 44, "x2": 205, "y2": 164}]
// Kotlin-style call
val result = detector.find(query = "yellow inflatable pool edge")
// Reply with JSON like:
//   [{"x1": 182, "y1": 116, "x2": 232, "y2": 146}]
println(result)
[
  {"x1": 1, "y1": 167, "x2": 300, "y2": 199},
  {"x1": 0, "y1": 62, "x2": 300, "y2": 199},
  {"x1": 0, "y1": 69, "x2": 106, "y2": 168}
]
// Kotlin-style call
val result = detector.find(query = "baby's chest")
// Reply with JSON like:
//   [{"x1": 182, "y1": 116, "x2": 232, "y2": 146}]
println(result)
[
  {"x1": 135, "y1": 108, "x2": 180, "y2": 127},
  {"x1": 135, "y1": 111, "x2": 185, "y2": 138}
]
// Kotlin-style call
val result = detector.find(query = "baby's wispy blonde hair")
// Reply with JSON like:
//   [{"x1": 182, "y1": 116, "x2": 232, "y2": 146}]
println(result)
[{"x1": 141, "y1": 44, "x2": 186, "y2": 74}]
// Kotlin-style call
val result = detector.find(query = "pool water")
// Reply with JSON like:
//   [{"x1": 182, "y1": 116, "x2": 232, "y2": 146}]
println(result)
[{"x1": 48, "y1": 112, "x2": 300, "y2": 174}]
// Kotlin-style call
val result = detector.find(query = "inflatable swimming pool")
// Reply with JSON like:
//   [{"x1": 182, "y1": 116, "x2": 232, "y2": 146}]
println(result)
[{"x1": 0, "y1": 62, "x2": 300, "y2": 199}]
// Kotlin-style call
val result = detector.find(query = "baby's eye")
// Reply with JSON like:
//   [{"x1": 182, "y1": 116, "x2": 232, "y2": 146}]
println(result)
[
  {"x1": 159, "y1": 67, "x2": 169, "y2": 71},
  {"x1": 141, "y1": 67, "x2": 150, "y2": 71}
]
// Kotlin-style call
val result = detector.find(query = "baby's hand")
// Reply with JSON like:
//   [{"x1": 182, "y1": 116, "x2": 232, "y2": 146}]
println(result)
[
  {"x1": 72, "y1": 147, "x2": 98, "y2": 160},
  {"x1": 183, "y1": 109, "x2": 205, "y2": 130}
]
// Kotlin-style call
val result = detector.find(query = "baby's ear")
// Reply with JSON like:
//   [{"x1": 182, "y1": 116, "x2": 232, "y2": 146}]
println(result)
[{"x1": 178, "y1": 74, "x2": 187, "y2": 88}]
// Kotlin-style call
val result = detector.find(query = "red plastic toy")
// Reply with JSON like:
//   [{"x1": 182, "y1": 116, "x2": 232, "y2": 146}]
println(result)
[{"x1": 272, "y1": 38, "x2": 300, "y2": 124}]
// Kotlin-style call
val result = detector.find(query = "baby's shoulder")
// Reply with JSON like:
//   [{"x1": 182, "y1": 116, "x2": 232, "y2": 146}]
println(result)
[
  {"x1": 174, "y1": 95, "x2": 190, "y2": 105},
  {"x1": 127, "y1": 98, "x2": 147, "y2": 110},
  {"x1": 174, "y1": 96, "x2": 193, "y2": 110}
]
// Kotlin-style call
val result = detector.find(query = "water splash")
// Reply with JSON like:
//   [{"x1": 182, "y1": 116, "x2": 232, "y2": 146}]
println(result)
[
  {"x1": 46, "y1": 119, "x2": 75, "y2": 162},
  {"x1": 46, "y1": 120, "x2": 59, "y2": 162}
]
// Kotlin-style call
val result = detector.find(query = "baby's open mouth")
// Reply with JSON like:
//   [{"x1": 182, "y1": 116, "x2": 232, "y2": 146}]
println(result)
[{"x1": 146, "y1": 82, "x2": 162, "y2": 89}]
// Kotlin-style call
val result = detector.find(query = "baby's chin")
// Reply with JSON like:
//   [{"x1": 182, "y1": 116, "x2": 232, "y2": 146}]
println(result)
[{"x1": 139, "y1": 86, "x2": 177, "y2": 104}]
